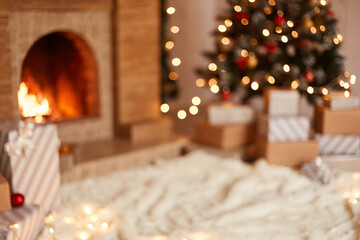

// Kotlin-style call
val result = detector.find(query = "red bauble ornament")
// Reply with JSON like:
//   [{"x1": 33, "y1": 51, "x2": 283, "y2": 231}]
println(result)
[
  {"x1": 264, "y1": 43, "x2": 278, "y2": 53},
  {"x1": 236, "y1": 57, "x2": 249, "y2": 70},
  {"x1": 221, "y1": 91, "x2": 232, "y2": 101},
  {"x1": 235, "y1": 12, "x2": 249, "y2": 21},
  {"x1": 11, "y1": 193, "x2": 25, "y2": 207},
  {"x1": 304, "y1": 70, "x2": 314, "y2": 83},
  {"x1": 274, "y1": 15, "x2": 285, "y2": 25},
  {"x1": 327, "y1": 10, "x2": 334, "y2": 17}
]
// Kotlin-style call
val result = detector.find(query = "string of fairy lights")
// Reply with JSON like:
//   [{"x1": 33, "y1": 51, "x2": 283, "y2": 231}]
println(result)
[
  {"x1": 195, "y1": 0, "x2": 357, "y2": 98},
  {"x1": 160, "y1": 2, "x2": 202, "y2": 120}
]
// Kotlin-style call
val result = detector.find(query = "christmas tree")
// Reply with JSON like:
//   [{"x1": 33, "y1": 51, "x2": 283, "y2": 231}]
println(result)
[{"x1": 197, "y1": 0, "x2": 349, "y2": 102}]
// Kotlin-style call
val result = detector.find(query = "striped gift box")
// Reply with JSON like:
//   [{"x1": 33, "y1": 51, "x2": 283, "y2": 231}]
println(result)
[
  {"x1": 315, "y1": 134, "x2": 360, "y2": 155},
  {"x1": 258, "y1": 115, "x2": 310, "y2": 142},
  {"x1": 0, "y1": 124, "x2": 61, "y2": 214},
  {"x1": 0, "y1": 204, "x2": 44, "y2": 240}
]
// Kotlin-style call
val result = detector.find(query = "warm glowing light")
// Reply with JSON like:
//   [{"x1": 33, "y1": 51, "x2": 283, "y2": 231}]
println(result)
[
  {"x1": 165, "y1": 41, "x2": 174, "y2": 50},
  {"x1": 160, "y1": 103, "x2": 170, "y2": 113},
  {"x1": 221, "y1": 37, "x2": 230, "y2": 45},
  {"x1": 49, "y1": 227, "x2": 55, "y2": 234},
  {"x1": 322, "y1": 88, "x2": 328, "y2": 95},
  {"x1": 172, "y1": 58, "x2": 181, "y2": 66},
  {"x1": 87, "y1": 224, "x2": 94, "y2": 230},
  {"x1": 192, "y1": 96, "x2": 201, "y2": 106},
  {"x1": 250, "y1": 38, "x2": 258, "y2": 45},
  {"x1": 241, "y1": 49, "x2": 249, "y2": 57},
  {"x1": 196, "y1": 78, "x2": 205, "y2": 87},
  {"x1": 171, "y1": 26, "x2": 180, "y2": 33},
  {"x1": 169, "y1": 72, "x2": 178, "y2": 80},
  {"x1": 166, "y1": 7, "x2": 175, "y2": 15},
  {"x1": 264, "y1": 7, "x2": 272, "y2": 14},
  {"x1": 17, "y1": 82, "x2": 51, "y2": 122},
  {"x1": 152, "y1": 235, "x2": 168, "y2": 240},
  {"x1": 251, "y1": 81, "x2": 259, "y2": 90},
  {"x1": 344, "y1": 82, "x2": 350, "y2": 89},
  {"x1": 102, "y1": 222, "x2": 109, "y2": 229},
  {"x1": 287, "y1": 20, "x2": 294, "y2": 28},
  {"x1": 337, "y1": 34, "x2": 343, "y2": 42},
  {"x1": 291, "y1": 80, "x2": 299, "y2": 89},
  {"x1": 281, "y1": 35, "x2": 288, "y2": 43},
  {"x1": 241, "y1": 76, "x2": 250, "y2": 85},
  {"x1": 225, "y1": 19, "x2": 233, "y2": 27},
  {"x1": 307, "y1": 86, "x2": 314, "y2": 94},
  {"x1": 78, "y1": 232, "x2": 90, "y2": 240},
  {"x1": 339, "y1": 80, "x2": 345, "y2": 87},
  {"x1": 267, "y1": 75, "x2": 275, "y2": 84},
  {"x1": 314, "y1": 7, "x2": 320, "y2": 13},
  {"x1": 241, "y1": 19, "x2": 249, "y2": 25},
  {"x1": 292, "y1": 31, "x2": 299, "y2": 38},
  {"x1": 189, "y1": 106, "x2": 199, "y2": 115},
  {"x1": 249, "y1": 0, "x2": 255, "y2": 2},
  {"x1": 333, "y1": 38, "x2": 340, "y2": 45},
  {"x1": 45, "y1": 215, "x2": 55, "y2": 225},
  {"x1": 320, "y1": 25, "x2": 326, "y2": 32},
  {"x1": 320, "y1": 0, "x2": 327, "y2": 6},
  {"x1": 210, "y1": 85, "x2": 220, "y2": 93},
  {"x1": 177, "y1": 110, "x2": 187, "y2": 119},
  {"x1": 208, "y1": 78, "x2": 218, "y2": 86},
  {"x1": 64, "y1": 217, "x2": 74, "y2": 224},
  {"x1": 84, "y1": 205, "x2": 92, "y2": 215},
  {"x1": 310, "y1": 27, "x2": 317, "y2": 34},
  {"x1": 269, "y1": 0, "x2": 276, "y2": 6},
  {"x1": 11, "y1": 224, "x2": 19, "y2": 230},
  {"x1": 218, "y1": 25, "x2": 227, "y2": 32},
  {"x1": 283, "y1": 64, "x2": 290, "y2": 72},
  {"x1": 208, "y1": 63, "x2": 217, "y2": 71},
  {"x1": 344, "y1": 71, "x2": 350, "y2": 78},
  {"x1": 275, "y1": 26, "x2": 282, "y2": 34},
  {"x1": 344, "y1": 90, "x2": 350, "y2": 98},
  {"x1": 350, "y1": 75, "x2": 357, "y2": 84},
  {"x1": 218, "y1": 54, "x2": 226, "y2": 61},
  {"x1": 262, "y1": 29, "x2": 270, "y2": 36},
  {"x1": 234, "y1": 5, "x2": 242, "y2": 12}
]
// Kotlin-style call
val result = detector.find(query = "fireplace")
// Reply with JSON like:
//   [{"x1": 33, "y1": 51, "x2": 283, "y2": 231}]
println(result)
[
  {"x1": 19, "y1": 31, "x2": 99, "y2": 123},
  {"x1": 0, "y1": 0, "x2": 171, "y2": 145}
]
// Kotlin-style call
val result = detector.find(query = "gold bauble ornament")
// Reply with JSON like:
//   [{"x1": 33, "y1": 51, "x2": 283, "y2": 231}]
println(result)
[
  {"x1": 303, "y1": 16, "x2": 314, "y2": 29},
  {"x1": 247, "y1": 53, "x2": 258, "y2": 69}
]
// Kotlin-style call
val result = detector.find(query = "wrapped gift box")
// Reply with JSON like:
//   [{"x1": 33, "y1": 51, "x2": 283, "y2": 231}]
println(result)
[
  {"x1": 258, "y1": 115, "x2": 310, "y2": 142},
  {"x1": 257, "y1": 136, "x2": 319, "y2": 167},
  {"x1": 207, "y1": 103, "x2": 255, "y2": 125},
  {"x1": 195, "y1": 119, "x2": 255, "y2": 150},
  {"x1": 264, "y1": 88, "x2": 300, "y2": 117},
  {"x1": 0, "y1": 174, "x2": 11, "y2": 213},
  {"x1": 0, "y1": 204, "x2": 44, "y2": 240},
  {"x1": 324, "y1": 92, "x2": 360, "y2": 110},
  {"x1": 314, "y1": 105, "x2": 360, "y2": 134},
  {"x1": 0, "y1": 123, "x2": 61, "y2": 214},
  {"x1": 315, "y1": 134, "x2": 360, "y2": 155}
]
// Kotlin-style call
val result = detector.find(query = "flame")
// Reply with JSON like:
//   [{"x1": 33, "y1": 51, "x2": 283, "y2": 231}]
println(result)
[{"x1": 17, "y1": 82, "x2": 52, "y2": 123}]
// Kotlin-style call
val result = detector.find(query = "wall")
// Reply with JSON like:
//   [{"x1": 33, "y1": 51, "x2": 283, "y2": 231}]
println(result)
[{"x1": 169, "y1": 0, "x2": 360, "y2": 110}]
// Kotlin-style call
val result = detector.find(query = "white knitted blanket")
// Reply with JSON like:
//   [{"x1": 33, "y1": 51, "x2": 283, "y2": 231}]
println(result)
[{"x1": 38, "y1": 151, "x2": 359, "y2": 240}]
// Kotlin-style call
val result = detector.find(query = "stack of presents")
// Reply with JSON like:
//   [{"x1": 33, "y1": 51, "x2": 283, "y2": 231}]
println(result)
[
  {"x1": 0, "y1": 123, "x2": 61, "y2": 239},
  {"x1": 196, "y1": 88, "x2": 360, "y2": 166}
]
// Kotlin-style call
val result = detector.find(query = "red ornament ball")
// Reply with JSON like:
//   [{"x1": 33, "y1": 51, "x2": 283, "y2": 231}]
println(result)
[
  {"x1": 274, "y1": 15, "x2": 285, "y2": 25},
  {"x1": 264, "y1": 43, "x2": 278, "y2": 53},
  {"x1": 221, "y1": 91, "x2": 232, "y2": 101},
  {"x1": 236, "y1": 57, "x2": 249, "y2": 70},
  {"x1": 235, "y1": 12, "x2": 249, "y2": 21},
  {"x1": 11, "y1": 193, "x2": 25, "y2": 207},
  {"x1": 327, "y1": 10, "x2": 334, "y2": 17},
  {"x1": 304, "y1": 70, "x2": 315, "y2": 83}
]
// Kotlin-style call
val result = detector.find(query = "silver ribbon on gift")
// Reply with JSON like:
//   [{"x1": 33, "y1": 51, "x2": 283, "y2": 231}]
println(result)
[
  {"x1": 301, "y1": 157, "x2": 339, "y2": 184},
  {"x1": 4, "y1": 121, "x2": 36, "y2": 157}
]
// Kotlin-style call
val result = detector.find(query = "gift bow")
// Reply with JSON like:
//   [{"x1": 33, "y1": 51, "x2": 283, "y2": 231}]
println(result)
[{"x1": 4, "y1": 121, "x2": 36, "y2": 157}]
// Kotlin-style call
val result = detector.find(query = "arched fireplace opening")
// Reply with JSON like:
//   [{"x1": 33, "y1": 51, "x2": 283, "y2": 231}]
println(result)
[{"x1": 18, "y1": 31, "x2": 99, "y2": 123}]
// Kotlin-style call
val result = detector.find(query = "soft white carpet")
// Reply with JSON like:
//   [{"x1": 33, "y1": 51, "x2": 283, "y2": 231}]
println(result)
[{"x1": 38, "y1": 151, "x2": 359, "y2": 240}]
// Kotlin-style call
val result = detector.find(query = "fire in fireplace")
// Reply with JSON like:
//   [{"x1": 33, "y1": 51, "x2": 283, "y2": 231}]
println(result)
[{"x1": 18, "y1": 31, "x2": 99, "y2": 123}]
